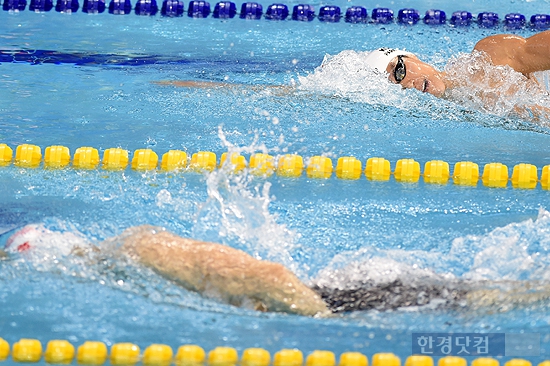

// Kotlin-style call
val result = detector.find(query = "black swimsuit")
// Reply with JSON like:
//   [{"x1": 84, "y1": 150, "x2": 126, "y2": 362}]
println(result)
[{"x1": 312, "y1": 279, "x2": 469, "y2": 313}]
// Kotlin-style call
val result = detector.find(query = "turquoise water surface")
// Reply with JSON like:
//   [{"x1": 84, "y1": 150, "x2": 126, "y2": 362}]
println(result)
[{"x1": 1, "y1": 0, "x2": 550, "y2": 363}]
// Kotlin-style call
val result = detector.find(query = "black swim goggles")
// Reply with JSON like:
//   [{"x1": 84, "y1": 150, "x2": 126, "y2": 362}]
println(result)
[{"x1": 393, "y1": 55, "x2": 406, "y2": 84}]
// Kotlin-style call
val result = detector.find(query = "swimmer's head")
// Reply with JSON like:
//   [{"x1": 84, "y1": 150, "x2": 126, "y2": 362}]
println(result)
[
  {"x1": 364, "y1": 48, "x2": 415, "y2": 75},
  {"x1": 5, "y1": 224, "x2": 85, "y2": 257},
  {"x1": 365, "y1": 48, "x2": 447, "y2": 97},
  {"x1": 5, "y1": 224, "x2": 44, "y2": 253}
]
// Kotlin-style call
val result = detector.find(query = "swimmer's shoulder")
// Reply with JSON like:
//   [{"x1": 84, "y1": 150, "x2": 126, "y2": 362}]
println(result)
[{"x1": 473, "y1": 34, "x2": 531, "y2": 75}]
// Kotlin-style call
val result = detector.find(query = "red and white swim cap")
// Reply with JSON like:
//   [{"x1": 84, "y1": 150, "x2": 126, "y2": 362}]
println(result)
[
  {"x1": 4, "y1": 224, "x2": 86, "y2": 257},
  {"x1": 5, "y1": 224, "x2": 45, "y2": 253}
]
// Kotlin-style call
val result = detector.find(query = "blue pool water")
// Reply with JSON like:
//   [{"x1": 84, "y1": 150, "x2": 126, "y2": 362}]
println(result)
[{"x1": 1, "y1": 0, "x2": 550, "y2": 363}]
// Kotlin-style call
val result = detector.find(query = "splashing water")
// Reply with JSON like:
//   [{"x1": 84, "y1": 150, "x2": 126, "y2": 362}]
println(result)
[
  {"x1": 2, "y1": 221, "x2": 91, "y2": 274},
  {"x1": 297, "y1": 49, "x2": 550, "y2": 125},
  {"x1": 296, "y1": 50, "x2": 480, "y2": 123},
  {"x1": 443, "y1": 51, "x2": 550, "y2": 122},
  {"x1": 297, "y1": 50, "x2": 408, "y2": 107},
  {"x1": 534, "y1": 70, "x2": 550, "y2": 92},
  {"x1": 315, "y1": 208, "x2": 550, "y2": 291},
  {"x1": 191, "y1": 127, "x2": 301, "y2": 275},
  {"x1": 3, "y1": 204, "x2": 550, "y2": 314}
]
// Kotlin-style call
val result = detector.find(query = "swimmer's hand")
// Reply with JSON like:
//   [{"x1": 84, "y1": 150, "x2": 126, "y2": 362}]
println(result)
[
  {"x1": 152, "y1": 80, "x2": 295, "y2": 95},
  {"x1": 0, "y1": 249, "x2": 7, "y2": 260},
  {"x1": 466, "y1": 280, "x2": 550, "y2": 311},
  {"x1": 152, "y1": 80, "x2": 231, "y2": 88}
]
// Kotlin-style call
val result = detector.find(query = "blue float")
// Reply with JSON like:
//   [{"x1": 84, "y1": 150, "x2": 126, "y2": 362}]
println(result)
[
  {"x1": 3, "y1": 0, "x2": 27, "y2": 11},
  {"x1": 240, "y1": 1, "x2": 261, "y2": 19},
  {"x1": 530, "y1": 14, "x2": 550, "y2": 29},
  {"x1": 188, "y1": 0, "x2": 209, "y2": 17},
  {"x1": 318, "y1": 5, "x2": 340, "y2": 22},
  {"x1": 212, "y1": 1, "x2": 234, "y2": 18},
  {"x1": 265, "y1": 3, "x2": 287, "y2": 20},
  {"x1": 344, "y1": 6, "x2": 367, "y2": 23},
  {"x1": 450, "y1": 10, "x2": 472, "y2": 26},
  {"x1": 424, "y1": 9, "x2": 446, "y2": 25},
  {"x1": 161, "y1": 0, "x2": 183, "y2": 16},
  {"x1": 55, "y1": 0, "x2": 78, "y2": 11},
  {"x1": 30, "y1": 0, "x2": 53, "y2": 11},
  {"x1": 371, "y1": 7, "x2": 393, "y2": 23},
  {"x1": 135, "y1": 0, "x2": 157, "y2": 15},
  {"x1": 82, "y1": 0, "x2": 104, "y2": 12},
  {"x1": 477, "y1": 12, "x2": 499, "y2": 27},
  {"x1": 398, "y1": 8, "x2": 420, "y2": 24},
  {"x1": 292, "y1": 4, "x2": 314, "y2": 21},
  {"x1": 108, "y1": 0, "x2": 131, "y2": 13},
  {"x1": 504, "y1": 13, "x2": 526, "y2": 29}
]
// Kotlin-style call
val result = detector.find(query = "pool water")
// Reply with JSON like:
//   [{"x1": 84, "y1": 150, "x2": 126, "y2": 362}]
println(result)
[{"x1": 1, "y1": 0, "x2": 550, "y2": 363}]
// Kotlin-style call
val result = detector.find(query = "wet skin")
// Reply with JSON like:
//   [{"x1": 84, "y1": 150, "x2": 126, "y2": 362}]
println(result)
[
  {"x1": 6, "y1": 224, "x2": 550, "y2": 316},
  {"x1": 386, "y1": 55, "x2": 447, "y2": 97},
  {"x1": 384, "y1": 30, "x2": 550, "y2": 98}
]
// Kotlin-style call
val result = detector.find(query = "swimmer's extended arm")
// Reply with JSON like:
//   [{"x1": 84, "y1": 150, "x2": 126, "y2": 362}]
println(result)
[
  {"x1": 117, "y1": 225, "x2": 328, "y2": 316},
  {"x1": 474, "y1": 30, "x2": 550, "y2": 75},
  {"x1": 466, "y1": 280, "x2": 550, "y2": 311},
  {"x1": 153, "y1": 80, "x2": 294, "y2": 94},
  {"x1": 153, "y1": 80, "x2": 232, "y2": 88}
]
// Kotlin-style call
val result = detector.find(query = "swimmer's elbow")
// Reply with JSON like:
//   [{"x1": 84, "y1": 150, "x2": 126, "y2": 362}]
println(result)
[{"x1": 268, "y1": 262, "x2": 290, "y2": 278}]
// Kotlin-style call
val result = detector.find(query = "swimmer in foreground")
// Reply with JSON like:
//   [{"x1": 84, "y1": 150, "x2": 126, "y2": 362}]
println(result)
[
  {"x1": 3, "y1": 224, "x2": 550, "y2": 316},
  {"x1": 156, "y1": 30, "x2": 550, "y2": 119}
]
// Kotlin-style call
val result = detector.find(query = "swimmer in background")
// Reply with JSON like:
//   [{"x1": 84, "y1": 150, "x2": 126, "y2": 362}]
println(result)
[
  {"x1": 3, "y1": 224, "x2": 550, "y2": 317},
  {"x1": 156, "y1": 30, "x2": 550, "y2": 120}
]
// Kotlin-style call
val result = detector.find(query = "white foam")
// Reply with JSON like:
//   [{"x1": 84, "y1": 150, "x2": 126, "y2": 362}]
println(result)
[
  {"x1": 297, "y1": 49, "x2": 550, "y2": 124},
  {"x1": 442, "y1": 51, "x2": 550, "y2": 121},
  {"x1": 315, "y1": 208, "x2": 550, "y2": 290},
  {"x1": 453, "y1": 208, "x2": 550, "y2": 282},
  {"x1": 190, "y1": 127, "x2": 301, "y2": 274},
  {"x1": 533, "y1": 70, "x2": 550, "y2": 92},
  {"x1": 314, "y1": 255, "x2": 445, "y2": 290},
  {"x1": 297, "y1": 50, "x2": 407, "y2": 107}
]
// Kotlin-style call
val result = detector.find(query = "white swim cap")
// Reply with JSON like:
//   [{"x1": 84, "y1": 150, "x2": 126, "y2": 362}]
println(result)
[{"x1": 364, "y1": 48, "x2": 415, "y2": 74}]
